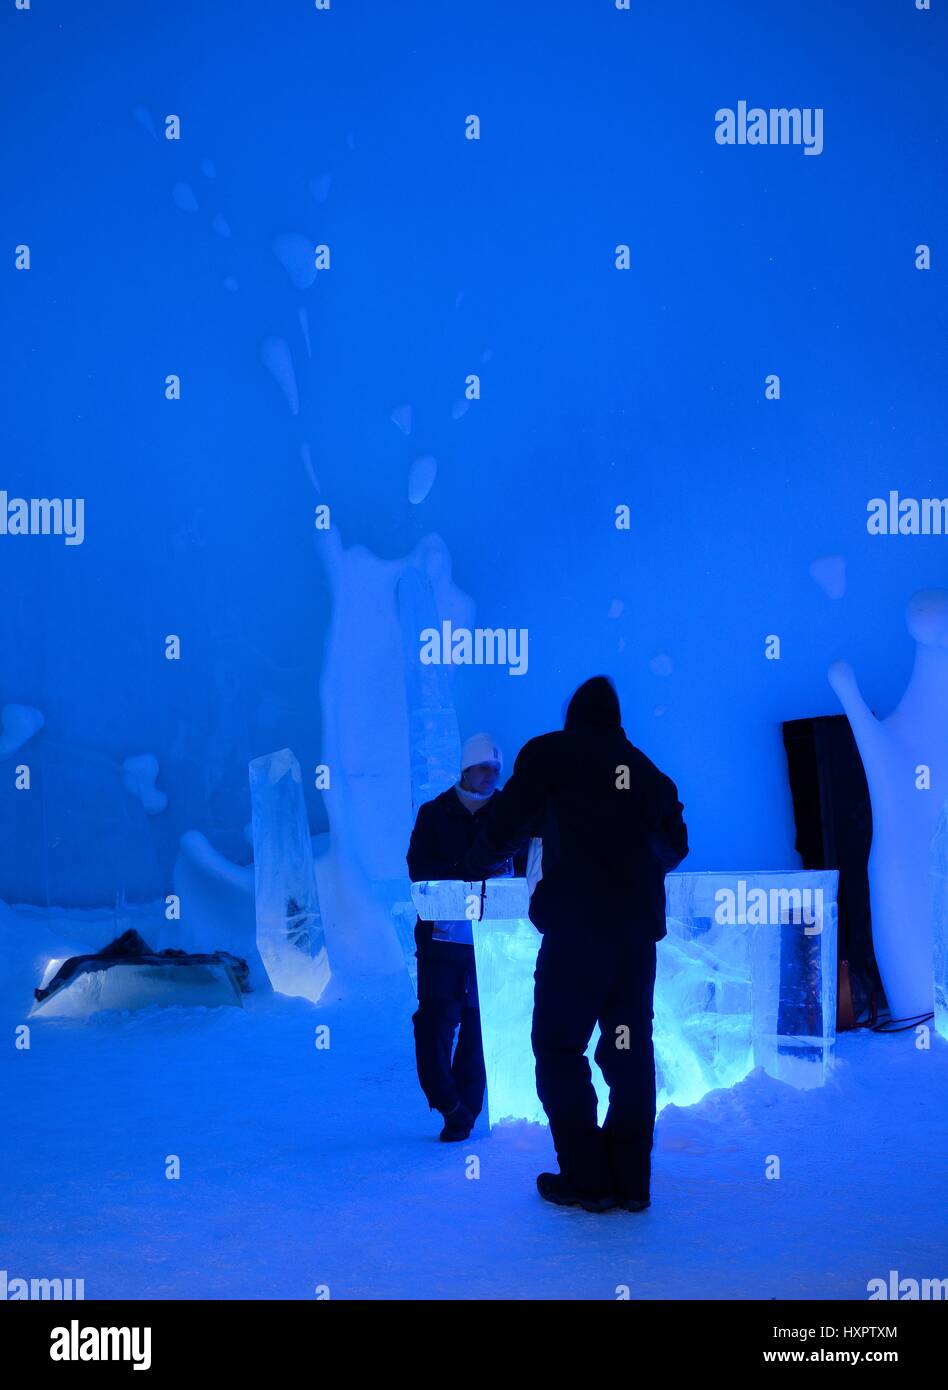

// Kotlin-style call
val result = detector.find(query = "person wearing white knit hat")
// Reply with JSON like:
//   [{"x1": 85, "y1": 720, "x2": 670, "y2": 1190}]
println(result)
[
  {"x1": 407, "y1": 730, "x2": 526, "y2": 1143},
  {"x1": 455, "y1": 732, "x2": 503, "y2": 810}
]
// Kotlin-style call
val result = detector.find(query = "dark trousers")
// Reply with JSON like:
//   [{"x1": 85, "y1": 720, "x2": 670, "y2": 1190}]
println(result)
[
  {"x1": 532, "y1": 929, "x2": 657, "y2": 1199},
  {"x1": 412, "y1": 944, "x2": 486, "y2": 1118}
]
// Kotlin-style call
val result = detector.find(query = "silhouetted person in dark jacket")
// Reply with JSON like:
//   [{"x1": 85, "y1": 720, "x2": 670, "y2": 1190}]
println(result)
[{"x1": 461, "y1": 676, "x2": 688, "y2": 1211}]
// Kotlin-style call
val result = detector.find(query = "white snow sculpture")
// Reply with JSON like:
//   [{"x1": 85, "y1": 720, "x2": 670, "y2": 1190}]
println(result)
[
  {"x1": 122, "y1": 754, "x2": 168, "y2": 815},
  {"x1": 932, "y1": 801, "x2": 948, "y2": 1042},
  {"x1": 162, "y1": 830, "x2": 271, "y2": 994},
  {"x1": 829, "y1": 589, "x2": 948, "y2": 1020},
  {"x1": 314, "y1": 527, "x2": 473, "y2": 978}
]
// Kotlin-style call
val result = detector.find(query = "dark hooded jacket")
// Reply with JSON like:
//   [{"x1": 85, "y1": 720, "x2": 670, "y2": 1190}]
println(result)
[{"x1": 459, "y1": 677, "x2": 688, "y2": 941}]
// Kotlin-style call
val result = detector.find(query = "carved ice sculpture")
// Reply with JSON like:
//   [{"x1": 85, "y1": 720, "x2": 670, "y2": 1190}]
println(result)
[
  {"x1": 312, "y1": 526, "x2": 473, "y2": 977},
  {"x1": 397, "y1": 565, "x2": 461, "y2": 816},
  {"x1": 933, "y1": 801, "x2": 948, "y2": 1043},
  {"x1": 249, "y1": 748, "x2": 330, "y2": 1002},
  {"x1": 411, "y1": 871, "x2": 837, "y2": 1128},
  {"x1": 165, "y1": 829, "x2": 270, "y2": 994},
  {"x1": 829, "y1": 589, "x2": 948, "y2": 1020}
]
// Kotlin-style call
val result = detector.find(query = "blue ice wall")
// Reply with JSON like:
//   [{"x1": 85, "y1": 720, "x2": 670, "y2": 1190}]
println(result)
[{"x1": 2, "y1": 0, "x2": 946, "y2": 904}]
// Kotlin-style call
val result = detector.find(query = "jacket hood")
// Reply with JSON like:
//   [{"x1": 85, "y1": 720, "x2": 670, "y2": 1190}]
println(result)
[{"x1": 564, "y1": 676, "x2": 622, "y2": 731}]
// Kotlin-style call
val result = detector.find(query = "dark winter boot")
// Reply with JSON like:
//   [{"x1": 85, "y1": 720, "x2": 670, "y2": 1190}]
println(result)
[
  {"x1": 439, "y1": 1101, "x2": 474, "y2": 1142},
  {"x1": 536, "y1": 1172, "x2": 616, "y2": 1213},
  {"x1": 616, "y1": 1194, "x2": 651, "y2": 1212}
]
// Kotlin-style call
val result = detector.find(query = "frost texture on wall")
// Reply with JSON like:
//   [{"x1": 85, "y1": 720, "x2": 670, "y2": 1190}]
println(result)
[
  {"x1": 830, "y1": 589, "x2": 948, "y2": 1020},
  {"x1": 6, "y1": 741, "x2": 165, "y2": 910}
]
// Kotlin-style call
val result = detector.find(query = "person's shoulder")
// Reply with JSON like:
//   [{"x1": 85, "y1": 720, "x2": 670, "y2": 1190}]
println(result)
[
  {"x1": 622, "y1": 738, "x2": 675, "y2": 786},
  {"x1": 516, "y1": 731, "x2": 563, "y2": 763},
  {"x1": 623, "y1": 737, "x2": 656, "y2": 769},
  {"x1": 417, "y1": 787, "x2": 458, "y2": 817}
]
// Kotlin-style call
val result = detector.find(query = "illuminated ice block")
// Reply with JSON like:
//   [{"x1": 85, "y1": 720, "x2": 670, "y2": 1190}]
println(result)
[
  {"x1": 411, "y1": 869, "x2": 838, "y2": 1129},
  {"x1": 666, "y1": 871, "x2": 838, "y2": 1095},
  {"x1": 933, "y1": 804, "x2": 948, "y2": 1043},
  {"x1": 250, "y1": 748, "x2": 330, "y2": 1001},
  {"x1": 469, "y1": 915, "x2": 558, "y2": 1126},
  {"x1": 655, "y1": 890, "x2": 754, "y2": 1112},
  {"x1": 411, "y1": 877, "x2": 554, "y2": 1125}
]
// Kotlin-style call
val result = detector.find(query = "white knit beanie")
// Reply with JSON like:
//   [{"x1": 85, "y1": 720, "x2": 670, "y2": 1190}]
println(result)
[{"x1": 460, "y1": 732, "x2": 503, "y2": 773}]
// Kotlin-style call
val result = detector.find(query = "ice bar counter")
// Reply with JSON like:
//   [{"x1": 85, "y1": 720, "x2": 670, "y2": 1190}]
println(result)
[{"x1": 410, "y1": 871, "x2": 838, "y2": 1129}]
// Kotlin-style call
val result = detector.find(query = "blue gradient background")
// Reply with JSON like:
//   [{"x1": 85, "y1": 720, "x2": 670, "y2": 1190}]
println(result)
[{"x1": 2, "y1": 0, "x2": 946, "y2": 902}]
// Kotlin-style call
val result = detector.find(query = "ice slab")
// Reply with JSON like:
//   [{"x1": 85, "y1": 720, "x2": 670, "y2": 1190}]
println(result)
[
  {"x1": 390, "y1": 899, "x2": 419, "y2": 990},
  {"x1": 414, "y1": 870, "x2": 838, "y2": 1128},
  {"x1": 667, "y1": 871, "x2": 838, "y2": 1091},
  {"x1": 470, "y1": 916, "x2": 610, "y2": 1127},
  {"x1": 654, "y1": 906, "x2": 754, "y2": 1112},
  {"x1": 30, "y1": 960, "x2": 244, "y2": 1018},
  {"x1": 250, "y1": 748, "x2": 330, "y2": 1002},
  {"x1": 472, "y1": 917, "x2": 546, "y2": 1125},
  {"x1": 411, "y1": 877, "x2": 531, "y2": 922},
  {"x1": 933, "y1": 803, "x2": 948, "y2": 1043}
]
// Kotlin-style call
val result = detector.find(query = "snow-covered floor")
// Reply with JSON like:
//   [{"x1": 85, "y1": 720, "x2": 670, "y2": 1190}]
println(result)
[{"x1": 2, "y1": 910, "x2": 947, "y2": 1301}]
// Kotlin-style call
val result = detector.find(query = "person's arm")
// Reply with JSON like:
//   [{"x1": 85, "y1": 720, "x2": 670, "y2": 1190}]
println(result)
[
  {"x1": 459, "y1": 739, "x2": 549, "y2": 880},
  {"x1": 407, "y1": 803, "x2": 447, "y2": 881},
  {"x1": 647, "y1": 774, "x2": 688, "y2": 872}
]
